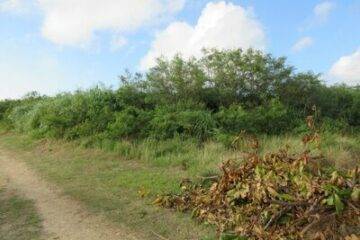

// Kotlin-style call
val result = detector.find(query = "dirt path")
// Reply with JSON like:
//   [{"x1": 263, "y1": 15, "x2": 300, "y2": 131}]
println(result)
[{"x1": 0, "y1": 147, "x2": 139, "y2": 240}]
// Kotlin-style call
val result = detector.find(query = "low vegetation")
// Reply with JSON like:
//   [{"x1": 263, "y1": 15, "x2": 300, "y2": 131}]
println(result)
[
  {"x1": 0, "y1": 48, "x2": 359, "y2": 239},
  {"x1": 155, "y1": 123, "x2": 360, "y2": 239},
  {"x1": 0, "y1": 131, "x2": 216, "y2": 239},
  {"x1": 0, "y1": 180, "x2": 43, "y2": 240},
  {"x1": 0, "y1": 49, "x2": 359, "y2": 144}
]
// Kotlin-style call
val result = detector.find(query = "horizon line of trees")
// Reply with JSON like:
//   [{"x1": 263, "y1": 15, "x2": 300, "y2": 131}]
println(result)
[{"x1": 1, "y1": 48, "x2": 359, "y2": 143}]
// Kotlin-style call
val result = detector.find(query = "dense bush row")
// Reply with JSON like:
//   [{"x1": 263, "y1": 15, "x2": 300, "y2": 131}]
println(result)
[{"x1": 0, "y1": 49, "x2": 359, "y2": 142}]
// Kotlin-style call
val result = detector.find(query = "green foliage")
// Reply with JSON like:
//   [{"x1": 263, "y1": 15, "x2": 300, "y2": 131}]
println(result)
[
  {"x1": 215, "y1": 105, "x2": 252, "y2": 133},
  {"x1": 215, "y1": 100, "x2": 296, "y2": 134},
  {"x1": 0, "y1": 100, "x2": 18, "y2": 120},
  {"x1": 149, "y1": 106, "x2": 215, "y2": 140},
  {"x1": 320, "y1": 118, "x2": 349, "y2": 133},
  {"x1": 6, "y1": 88, "x2": 116, "y2": 139},
  {"x1": 147, "y1": 49, "x2": 294, "y2": 109},
  {"x1": 0, "y1": 48, "x2": 359, "y2": 143},
  {"x1": 114, "y1": 83, "x2": 152, "y2": 110},
  {"x1": 107, "y1": 106, "x2": 152, "y2": 139}
]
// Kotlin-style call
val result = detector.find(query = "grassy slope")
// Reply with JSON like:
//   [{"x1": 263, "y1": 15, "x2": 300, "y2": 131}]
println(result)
[
  {"x1": 0, "y1": 181, "x2": 43, "y2": 240},
  {"x1": 0, "y1": 129, "x2": 358, "y2": 239}
]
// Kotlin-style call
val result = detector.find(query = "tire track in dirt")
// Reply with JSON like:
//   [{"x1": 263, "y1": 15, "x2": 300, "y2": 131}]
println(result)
[{"x1": 0, "y1": 147, "x2": 139, "y2": 240}]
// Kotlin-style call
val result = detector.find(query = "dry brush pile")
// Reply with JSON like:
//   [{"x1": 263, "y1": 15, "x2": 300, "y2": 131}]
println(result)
[{"x1": 154, "y1": 118, "x2": 360, "y2": 239}]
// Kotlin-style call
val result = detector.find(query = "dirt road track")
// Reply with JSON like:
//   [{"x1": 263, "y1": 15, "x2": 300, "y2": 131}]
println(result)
[{"x1": 0, "y1": 147, "x2": 139, "y2": 240}]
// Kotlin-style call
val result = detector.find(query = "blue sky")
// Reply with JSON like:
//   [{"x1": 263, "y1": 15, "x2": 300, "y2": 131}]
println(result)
[{"x1": 0, "y1": 0, "x2": 359, "y2": 99}]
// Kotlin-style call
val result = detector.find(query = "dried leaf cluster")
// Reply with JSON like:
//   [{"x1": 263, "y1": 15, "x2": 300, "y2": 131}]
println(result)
[{"x1": 154, "y1": 125, "x2": 359, "y2": 239}]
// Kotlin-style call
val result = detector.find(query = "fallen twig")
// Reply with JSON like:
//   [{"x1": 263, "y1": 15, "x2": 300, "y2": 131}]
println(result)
[
  {"x1": 197, "y1": 175, "x2": 219, "y2": 180},
  {"x1": 264, "y1": 206, "x2": 292, "y2": 230},
  {"x1": 269, "y1": 199, "x2": 310, "y2": 207},
  {"x1": 150, "y1": 231, "x2": 170, "y2": 240}
]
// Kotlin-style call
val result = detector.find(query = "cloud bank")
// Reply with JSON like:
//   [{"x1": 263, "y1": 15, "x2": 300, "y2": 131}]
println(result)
[
  {"x1": 329, "y1": 48, "x2": 360, "y2": 86},
  {"x1": 140, "y1": 1, "x2": 266, "y2": 69},
  {"x1": 38, "y1": 0, "x2": 185, "y2": 47},
  {"x1": 0, "y1": 0, "x2": 34, "y2": 14},
  {"x1": 1, "y1": 0, "x2": 186, "y2": 47},
  {"x1": 0, "y1": 0, "x2": 21, "y2": 12}
]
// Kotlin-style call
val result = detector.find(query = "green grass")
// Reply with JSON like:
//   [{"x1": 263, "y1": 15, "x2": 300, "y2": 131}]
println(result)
[
  {"x1": 0, "y1": 183, "x2": 43, "y2": 240},
  {"x1": 0, "y1": 132, "x2": 217, "y2": 239},
  {"x1": 0, "y1": 129, "x2": 358, "y2": 239}
]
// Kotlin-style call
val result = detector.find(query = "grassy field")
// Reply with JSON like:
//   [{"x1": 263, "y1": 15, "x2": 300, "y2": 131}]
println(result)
[
  {"x1": 0, "y1": 179, "x2": 43, "y2": 240},
  {"x1": 0, "y1": 131, "x2": 216, "y2": 240},
  {"x1": 0, "y1": 129, "x2": 358, "y2": 239}
]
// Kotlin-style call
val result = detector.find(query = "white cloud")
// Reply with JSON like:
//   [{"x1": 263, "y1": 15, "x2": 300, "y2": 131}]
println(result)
[
  {"x1": 38, "y1": 0, "x2": 185, "y2": 47},
  {"x1": 0, "y1": 0, "x2": 32, "y2": 13},
  {"x1": 140, "y1": 1, "x2": 266, "y2": 69},
  {"x1": 1, "y1": 0, "x2": 186, "y2": 47},
  {"x1": 329, "y1": 48, "x2": 360, "y2": 86},
  {"x1": 299, "y1": 1, "x2": 335, "y2": 30},
  {"x1": 167, "y1": 0, "x2": 186, "y2": 13},
  {"x1": 0, "y1": 0, "x2": 20, "y2": 11},
  {"x1": 111, "y1": 35, "x2": 128, "y2": 51},
  {"x1": 313, "y1": 1, "x2": 335, "y2": 23},
  {"x1": 292, "y1": 37, "x2": 313, "y2": 52}
]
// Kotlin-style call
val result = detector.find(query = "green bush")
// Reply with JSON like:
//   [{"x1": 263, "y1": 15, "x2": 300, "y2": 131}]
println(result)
[
  {"x1": 215, "y1": 105, "x2": 253, "y2": 134},
  {"x1": 6, "y1": 88, "x2": 117, "y2": 139},
  {"x1": 0, "y1": 100, "x2": 18, "y2": 120},
  {"x1": 0, "y1": 48, "x2": 359, "y2": 143},
  {"x1": 178, "y1": 110, "x2": 216, "y2": 141},
  {"x1": 320, "y1": 118, "x2": 349, "y2": 133},
  {"x1": 215, "y1": 100, "x2": 295, "y2": 134},
  {"x1": 250, "y1": 100, "x2": 296, "y2": 134},
  {"x1": 8, "y1": 104, "x2": 33, "y2": 132},
  {"x1": 107, "y1": 106, "x2": 152, "y2": 139},
  {"x1": 149, "y1": 106, "x2": 215, "y2": 140}
]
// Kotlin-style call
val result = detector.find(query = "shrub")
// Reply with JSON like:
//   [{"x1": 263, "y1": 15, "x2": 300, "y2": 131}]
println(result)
[
  {"x1": 178, "y1": 110, "x2": 216, "y2": 141},
  {"x1": 8, "y1": 104, "x2": 33, "y2": 132},
  {"x1": 250, "y1": 100, "x2": 296, "y2": 134},
  {"x1": 320, "y1": 118, "x2": 350, "y2": 133},
  {"x1": 1, "y1": 48, "x2": 359, "y2": 141},
  {"x1": 149, "y1": 106, "x2": 216, "y2": 140},
  {"x1": 215, "y1": 105, "x2": 253, "y2": 134},
  {"x1": 0, "y1": 100, "x2": 19, "y2": 120},
  {"x1": 215, "y1": 100, "x2": 296, "y2": 135},
  {"x1": 8, "y1": 88, "x2": 117, "y2": 139},
  {"x1": 107, "y1": 106, "x2": 152, "y2": 139}
]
